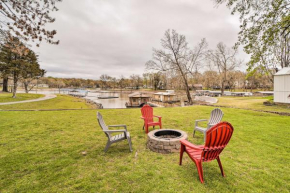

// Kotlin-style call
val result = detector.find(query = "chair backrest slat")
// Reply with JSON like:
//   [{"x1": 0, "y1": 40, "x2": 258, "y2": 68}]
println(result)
[
  {"x1": 141, "y1": 105, "x2": 154, "y2": 122},
  {"x1": 208, "y1": 108, "x2": 224, "y2": 127},
  {"x1": 97, "y1": 112, "x2": 111, "y2": 138},
  {"x1": 202, "y1": 122, "x2": 234, "y2": 161}
]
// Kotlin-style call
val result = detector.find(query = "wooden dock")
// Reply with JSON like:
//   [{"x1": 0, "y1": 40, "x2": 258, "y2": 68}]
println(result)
[{"x1": 147, "y1": 102, "x2": 164, "y2": 107}]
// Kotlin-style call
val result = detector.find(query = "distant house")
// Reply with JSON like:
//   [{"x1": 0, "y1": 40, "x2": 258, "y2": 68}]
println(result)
[
  {"x1": 192, "y1": 84, "x2": 203, "y2": 90},
  {"x1": 126, "y1": 92, "x2": 151, "y2": 108},
  {"x1": 274, "y1": 67, "x2": 290, "y2": 104},
  {"x1": 153, "y1": 90, "x2": 178, "y2": 103}
]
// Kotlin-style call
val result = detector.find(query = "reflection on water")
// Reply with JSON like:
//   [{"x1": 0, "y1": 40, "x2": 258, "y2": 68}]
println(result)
[
  {"x1": 85, "y1": 92, "x2": 129, "y2": 109},
  {"x1": 18, "y1": 89, "x2": 185, "y2": 109},
  {"x1": 26, "y1": 89, "x2": 130, "y2": 109}
]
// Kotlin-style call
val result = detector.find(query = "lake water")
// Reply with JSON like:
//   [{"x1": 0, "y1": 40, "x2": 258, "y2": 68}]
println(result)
[
  {"x1": 21, "y1": 89, "x2": 185, "y2": 109},
  {"x1": 25, "y1": 89, "x2": 130, "y2": 109},
  {"x1": 85, "y1": 91, "x2": 129, "y2": 109}
]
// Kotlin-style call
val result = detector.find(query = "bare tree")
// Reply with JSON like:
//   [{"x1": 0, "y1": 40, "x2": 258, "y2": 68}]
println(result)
[
  {"x1": 189, "y1": 38, "x2": 208, "y2": 78},
  {"x1": 56, "y1": 79, "x2": 65, "y2": 93},
  {"x1": 118, "y1": 75, "x2": 126, "y2": 92},
  {"x1": 152, "y1": 72, "x2": 162, "y2": 90},
  {"x1": 207, "y1": 42, "x2": 242, "y2": 95},
  {"x1": 202, "y1": 70, "x2": 220, "y2": 90},
  {"x1": 130, "y1": 74, "x2": 142, "y2": 89},
  {"x1": 146, "y1": 29, "x2": 207, "y2": 104},
  {"x1": 99, "y1": 74, "x2": 111, "y2": 89}
]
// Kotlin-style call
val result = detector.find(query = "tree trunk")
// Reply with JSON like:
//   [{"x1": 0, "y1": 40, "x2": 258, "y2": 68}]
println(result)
[
  {"x1": 184, "y1": 80, "x2": 192, "y2": 105},
  {"x1": 2, "y1": 77, "x2": 9, "y2": 92},
  {"x1": 12, "y1": 73, "x2": 18, "y2": 98},
  {"x1": 221, "y1": 72, "x2": 226, "y2": 96},
  {"x1": 250, "y1": 80, "x2": 253, "y2": 93},
  {"x1": 221, "y1": 81, "x2": 224, "y2": 96},
  {"x1": 174, "y1": 60, "x2": 192, "y2": 105},
  {"x1": 24, "y1": 82, "x2": 29, "y2": 93},
  {"x1": 181, "y1": 74, "x2": 192, "y2": 105}
]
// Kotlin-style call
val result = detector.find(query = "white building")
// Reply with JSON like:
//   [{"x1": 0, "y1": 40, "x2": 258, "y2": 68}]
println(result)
[{"x1": 274, "y1": 67, "x2": 290, "y2": 104}]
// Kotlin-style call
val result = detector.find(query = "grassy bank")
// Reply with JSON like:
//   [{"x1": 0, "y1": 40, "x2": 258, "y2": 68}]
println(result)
[
  {"x1": 0, "y1": 95, "x2": 93, "y2": 110},
  {"x1": 216, "y1": 96, "x2": 290, "y2": 113},
  {"x1": 0, "y1": 93, "x2": 44, "y2": 103},
  {"x1": 0, "y1": 106, "x2": 289, "y2": 192}
]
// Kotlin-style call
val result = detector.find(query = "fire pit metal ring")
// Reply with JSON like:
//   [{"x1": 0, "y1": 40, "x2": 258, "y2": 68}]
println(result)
[{"x1": 147, "y1": 129, "x2": 188, "y2": 154}]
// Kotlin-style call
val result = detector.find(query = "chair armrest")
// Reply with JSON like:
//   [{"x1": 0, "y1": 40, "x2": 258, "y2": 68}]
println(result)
[
  {"x1": 208, "y1": 123, "x2": 216, "y2": 128},
  {"x1": 108, "y1": 125, "x2": 127, "y2": 131},
  {"x1": 140, "y1": 116, "x2": 145, "y2": 119},
  {"x1": 195, "y1": 119, "x2": 207, "y2": 123},
  {"x1": 195, "y1": 119, "x2": 207, "y2": 127},
  {"x1": 105, "y1": 129, "x2": 126, "y2": 133},
  {"x1": 154, "y1": 115, "x2": 162, "y2": 122},
  {"x1": 180, "y1": 139, "x2": 204, "y2": 150}
]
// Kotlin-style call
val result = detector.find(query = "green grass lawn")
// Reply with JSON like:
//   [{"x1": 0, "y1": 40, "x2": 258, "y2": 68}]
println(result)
[
  {"x1": 216, "y1": 96, "x2": 290, "y2": 113},
  {"x1": 0, "y1": 105, "x2": 289, "y2": 192},
  {"x1": 0, "y1": 95, "x2": 93, "y2": 110},
  {"x1": 0, "y1": 93, "x2": 44, "y2": 103}
]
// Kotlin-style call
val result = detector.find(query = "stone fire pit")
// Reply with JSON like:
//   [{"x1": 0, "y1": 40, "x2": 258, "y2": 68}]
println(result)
[{"x1": 147, "y1": 129, "x2": 188, "y2": 154}]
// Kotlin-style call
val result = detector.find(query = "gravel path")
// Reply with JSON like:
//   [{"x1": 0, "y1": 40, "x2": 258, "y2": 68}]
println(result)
[{"x1": 0, "y1": 94, "x2": 57, "y2": 105}]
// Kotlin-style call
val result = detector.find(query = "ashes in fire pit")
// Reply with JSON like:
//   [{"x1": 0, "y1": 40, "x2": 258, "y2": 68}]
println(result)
[
  {"x1": 154, "y1": 130, "x2": 182, "y2": 139},
  {"x1": 147, "y1": 129, "x2": 188, "y2": 154}
]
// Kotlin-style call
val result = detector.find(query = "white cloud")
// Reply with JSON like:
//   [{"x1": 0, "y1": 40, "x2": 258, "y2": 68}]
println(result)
[{"x1": 32, "y1": 0, "x2": 249, "y2": 79}]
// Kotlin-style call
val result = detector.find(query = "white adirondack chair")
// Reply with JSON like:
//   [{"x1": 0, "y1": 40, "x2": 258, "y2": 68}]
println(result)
[
  {"x1": 97, "y1": 112, "x2": 132, "y2": 152},
  {"x1": 193, "y1": 108, "x2": 224, "y2": 141}
]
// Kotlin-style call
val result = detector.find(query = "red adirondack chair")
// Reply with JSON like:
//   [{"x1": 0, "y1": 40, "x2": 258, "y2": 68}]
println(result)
[
  {"x1": 140, "y1": 104, "x2": 162, "y2": 133},
  {"x1": 179, "y1": 122, "x2": 234, "y2": 183}
]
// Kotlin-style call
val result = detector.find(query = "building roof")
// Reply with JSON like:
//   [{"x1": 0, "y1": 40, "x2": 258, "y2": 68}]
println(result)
[
  {"x1": 128, "y1": 92, "x2": 150, "y2": 98},
  {"x1": 154, "y1": 92, "x2": 176, "y2": 96},
  {"x1": 275, "y1": 67, "x2": 290, "y2": 76}
]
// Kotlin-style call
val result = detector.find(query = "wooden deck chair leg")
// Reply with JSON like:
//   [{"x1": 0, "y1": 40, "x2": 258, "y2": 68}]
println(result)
[
  {"x1": 143, "y1": 124, "x2": 144, "y2": 130},
  {"x1": 179, "y1": 144, "x2": 185, "y2": 165},
  {"x1": 193, "y1": 130, "x2": 196, "y2": 137},
  {"x1": 195, "y1": 161, "x2": 204, "y2": 183},
  {"x1": 127, "y1": 137, "x2": 133, "y2": 152},
  {"x1": 104, "y1": 141, "x2": 111, "y2": 152},
  {"x1": 217, "y1": 156, "x2": 225, "y2": 177},
  {"x1": 160, "y1": 123, "x2": 162, "y2": 129},
  {"x1": 145, "y1": 125, "x2": 149, "y2": 133}
]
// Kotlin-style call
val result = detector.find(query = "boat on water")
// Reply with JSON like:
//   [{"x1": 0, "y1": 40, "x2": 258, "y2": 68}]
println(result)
[
  {"x1": 97, "y1": 96, "x2": 119, "y2": 99},
  {"x1": 67, "y1": 89, "x2": 88, "y2": 97}
]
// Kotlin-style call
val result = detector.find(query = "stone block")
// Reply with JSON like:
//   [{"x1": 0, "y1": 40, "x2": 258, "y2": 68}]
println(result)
[
  {"x1": 163, "y1": 145, "x2": 172, "y2": 150},
  {"x1": 156, "y1": 145, "x2": 163, "y2": 149},
  {"x1": 150, "y1": 140, "x2": 158, "y2": 145},
  {"x1": 160, "y1": 141, "x2": 170, "y2": 145},
  {"x1": 169, "y1": 140, "x2": 180, "y2": 145}
]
